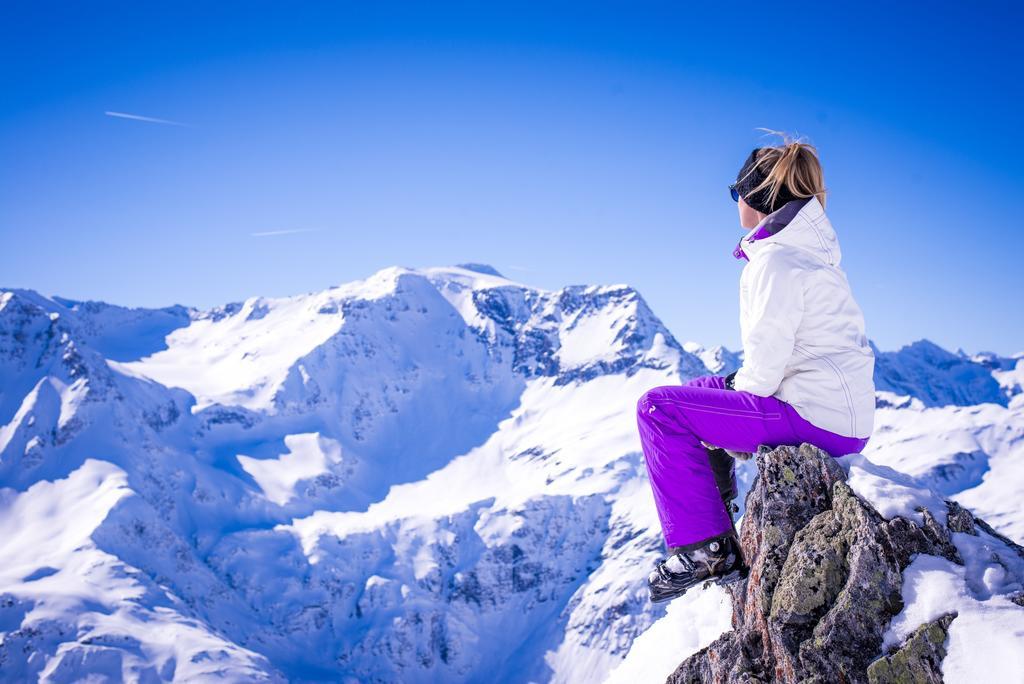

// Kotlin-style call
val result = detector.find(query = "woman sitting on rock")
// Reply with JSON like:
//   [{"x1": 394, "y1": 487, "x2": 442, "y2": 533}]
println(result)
[{"x1": 636, "y1": 130, "x2": 876, "y2": 603}]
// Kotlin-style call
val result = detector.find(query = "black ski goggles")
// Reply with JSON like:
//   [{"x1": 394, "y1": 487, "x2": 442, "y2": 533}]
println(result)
[{"x1": 729, "y1": 183, "x2": 740, "y2": 202}]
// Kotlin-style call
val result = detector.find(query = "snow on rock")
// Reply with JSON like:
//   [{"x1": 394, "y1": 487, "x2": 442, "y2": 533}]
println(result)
[
  {"x1": 838, "y1": 452, "x2": 950, "y2": 527},
  {"x1": 879, "y1": 530, "x2": 1024, "y2": 682}
]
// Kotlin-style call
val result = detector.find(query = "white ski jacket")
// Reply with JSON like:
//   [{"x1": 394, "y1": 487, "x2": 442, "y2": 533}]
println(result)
[{"x1": 731, "y1": 195, "x2": 875, "y2": 439}]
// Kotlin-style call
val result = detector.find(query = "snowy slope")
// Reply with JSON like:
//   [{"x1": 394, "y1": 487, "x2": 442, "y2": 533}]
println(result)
[{"x1": 1, "y1": 265, "x2": 1021, "y2": 683}]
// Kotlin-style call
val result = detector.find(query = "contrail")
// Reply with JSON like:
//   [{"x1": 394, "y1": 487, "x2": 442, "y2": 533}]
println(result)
[
  {"x1": 104, "y1": 111, "x2": 189, "y2": 127},
  {"x1": 250, "y1": 228, "x2": 322, "y2": 237}
]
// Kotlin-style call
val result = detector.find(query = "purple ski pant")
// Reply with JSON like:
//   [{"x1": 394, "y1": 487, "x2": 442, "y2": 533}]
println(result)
[{"x1": 636, "y1": 374, "x2": 870, "y2": 548}]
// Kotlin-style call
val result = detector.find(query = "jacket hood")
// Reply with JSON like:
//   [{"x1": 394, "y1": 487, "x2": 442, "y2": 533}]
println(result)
[{"x1": 733, "y1": 195, "x2": 841, "y2": 267}]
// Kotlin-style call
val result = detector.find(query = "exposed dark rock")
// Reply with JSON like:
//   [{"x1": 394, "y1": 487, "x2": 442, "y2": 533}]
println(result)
[
  {"x1": 666, "y1": 442, "x2": 1022, "y2": 684},
  {"x1": 866, "y1": 612, "x2": 956, "y2": 684},
  {"x1": 944, "y1": 500, "x2": 977, "y2": 535}
]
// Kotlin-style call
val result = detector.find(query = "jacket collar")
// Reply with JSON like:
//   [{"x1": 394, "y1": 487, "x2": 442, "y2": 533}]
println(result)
[{"x1": 732, "y1": 195, "x2": 841, "y2": 266}]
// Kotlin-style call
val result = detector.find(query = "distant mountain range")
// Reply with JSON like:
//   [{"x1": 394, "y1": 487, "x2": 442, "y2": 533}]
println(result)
[{"x1": 1, "y1": 263, "x2": 1021, "y2": 682}]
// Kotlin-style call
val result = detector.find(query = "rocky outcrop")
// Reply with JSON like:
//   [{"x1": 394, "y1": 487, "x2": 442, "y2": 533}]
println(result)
[
  {"x1": 667, "y1": 443, "x2": 1024, "y2": 684},
  {"x1": 866, "y1": 612, "x2": 956, "y2": 684}
]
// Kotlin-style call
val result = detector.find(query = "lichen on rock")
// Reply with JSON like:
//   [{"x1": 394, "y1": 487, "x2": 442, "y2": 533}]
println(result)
[{"x1": 866, "y1": 612, "x2": 956, "y2": 684}]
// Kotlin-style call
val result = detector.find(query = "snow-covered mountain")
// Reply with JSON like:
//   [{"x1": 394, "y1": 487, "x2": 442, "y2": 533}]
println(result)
[{"x1": 1, "y1": 263, "x2": 1021, "y2": 682}]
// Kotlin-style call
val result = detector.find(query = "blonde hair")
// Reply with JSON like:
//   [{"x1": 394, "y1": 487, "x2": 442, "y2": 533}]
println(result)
[{"x1": 738, "y1": 128, "x2": 828, "y2": 211}]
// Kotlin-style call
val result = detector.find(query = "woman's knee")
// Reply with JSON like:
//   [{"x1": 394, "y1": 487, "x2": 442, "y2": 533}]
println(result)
[
  {"x1": 637, "y1": 386, "x2": 661, "y2": 417},
  {"x1": 636, "y1": 386, "x2": 703, "y2": 438},
  {"x1": 637, "y1": 385, "x2": 679, "y2": 420}
]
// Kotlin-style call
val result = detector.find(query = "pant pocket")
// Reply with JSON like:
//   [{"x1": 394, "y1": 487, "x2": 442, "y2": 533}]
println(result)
[{"x1": 656, "y1": 397, "x2": 783, "y2": 420}]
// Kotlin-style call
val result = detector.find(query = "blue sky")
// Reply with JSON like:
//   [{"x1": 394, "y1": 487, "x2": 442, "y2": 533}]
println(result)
[{"x1": 2, "y1": 2, "x2": 1021, "y2": 356}]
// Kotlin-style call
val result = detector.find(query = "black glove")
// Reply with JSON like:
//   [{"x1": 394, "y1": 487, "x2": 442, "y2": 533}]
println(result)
[{"x1": 724, "y1": 370, "x2": 737, "y2": 390}]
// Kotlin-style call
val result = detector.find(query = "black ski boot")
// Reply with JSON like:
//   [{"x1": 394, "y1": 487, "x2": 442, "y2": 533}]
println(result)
[{"x1": 648, "y1": 532, "x2": 747, "y2": 603}]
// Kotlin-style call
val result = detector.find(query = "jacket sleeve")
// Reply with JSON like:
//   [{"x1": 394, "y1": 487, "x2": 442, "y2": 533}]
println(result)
[{"x1": 732, "y1": 254, "x2": 805, "y2": 397}]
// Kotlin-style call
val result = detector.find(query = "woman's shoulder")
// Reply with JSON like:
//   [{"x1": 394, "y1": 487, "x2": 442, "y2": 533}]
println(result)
[
  {"x1": 755, "y1": 241, "x2": 833, "y2": 273},
  {"x1": 741, "y1": 247, "x2": 812, "y2": 294},
  {"x1": 746, "y1": 243, "x2": 816, "y2": 275}
]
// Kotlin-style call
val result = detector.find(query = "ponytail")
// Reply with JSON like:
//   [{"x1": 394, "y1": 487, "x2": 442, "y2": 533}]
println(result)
[{"x1": 740, "y1": 129, "x2": 828, "y2": 211}]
